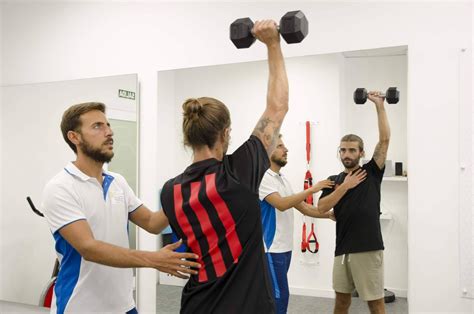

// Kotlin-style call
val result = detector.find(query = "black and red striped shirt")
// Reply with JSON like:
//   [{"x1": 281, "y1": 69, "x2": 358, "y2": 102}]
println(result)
[{"x1": 161, "y1": 136, "x2": 275, "y2": 314}]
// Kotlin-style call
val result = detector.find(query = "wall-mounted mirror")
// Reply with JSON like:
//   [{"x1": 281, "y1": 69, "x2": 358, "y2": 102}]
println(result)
[
  {"x1": 0, "y1": 74, "x2": 139, "y2": 308},
  {"x1": 155, "y1": 46, "x2": 408, "y2": 312}
]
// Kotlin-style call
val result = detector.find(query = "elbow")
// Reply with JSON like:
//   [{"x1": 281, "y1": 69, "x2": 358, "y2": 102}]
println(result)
[
  {"x1": 78, "y1": 241, "x2": 97, "y2": 262},
  {"x1": 275, "y1": 202, "x2": 292, "y2": 211},
  {"x1": 317, "y1": 203, "x2": 329, "y2": 213},
  {"x1": 268, "y1": 96, "x2": 289, "y2": 112}
]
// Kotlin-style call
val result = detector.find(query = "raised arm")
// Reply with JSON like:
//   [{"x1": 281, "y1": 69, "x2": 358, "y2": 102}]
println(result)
[
  {"x1": 251, "y1": 20, "x2": 289, "y2": 155},
  {"x1": 368, "y1": 91, "x2": 391, "y2": 169}
]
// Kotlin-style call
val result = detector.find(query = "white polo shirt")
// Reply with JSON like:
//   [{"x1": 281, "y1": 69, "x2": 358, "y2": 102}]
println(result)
[
  {"x1": 259, "y1": 169, "x2": 295, "y2": 253},
  {"x1": 41, "y1": 162, "x2": 142, "y2": 314}
]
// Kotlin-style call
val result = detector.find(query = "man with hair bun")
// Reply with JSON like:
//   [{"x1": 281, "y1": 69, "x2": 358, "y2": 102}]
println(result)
[{"x1": 160, "y1": 20, "x2": 288, "y2": 313}]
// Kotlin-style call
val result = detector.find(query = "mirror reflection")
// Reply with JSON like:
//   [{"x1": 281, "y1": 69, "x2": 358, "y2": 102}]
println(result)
[{"x1": 156, "y1": 46, "x2": 408, "y2": 313}]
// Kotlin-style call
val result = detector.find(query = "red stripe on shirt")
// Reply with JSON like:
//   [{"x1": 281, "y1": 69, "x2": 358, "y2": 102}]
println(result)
[
  {"x1": 205, "y1": 173, "x2": 242, "y2": 263},
  {"x1": 173, "y1": 183, "x2": 208, "y2": 282},
  {"x1": 189, "y1": 181, "x2": 226, "y2": 277}
]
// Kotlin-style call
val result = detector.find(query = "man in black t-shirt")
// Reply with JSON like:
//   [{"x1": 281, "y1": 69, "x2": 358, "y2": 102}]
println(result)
[
  {"x1": 160, "y1": 20, "x2": 288, "y2": 314},
  {"x1": 318, "y1": 91, "x2": 391, "y2": 314}
]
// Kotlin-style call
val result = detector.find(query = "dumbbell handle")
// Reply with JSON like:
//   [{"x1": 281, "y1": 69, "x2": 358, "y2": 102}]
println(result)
[
  {"x1": 370, "y1": 91, "x2": 388, "y2": 97},
  {"x1": 249, "y1": 25, "x2": 281, "y2": 37}
]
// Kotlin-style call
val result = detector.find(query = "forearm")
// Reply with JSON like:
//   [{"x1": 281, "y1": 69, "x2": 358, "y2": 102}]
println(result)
[
  {"x1": 317, "y1": 184, "x2": 349, "y2": 213},
  {"x1": 373, "y1": 105, "x2": 390, "y2": 167},
  {"x1": 271, "y1": 189, "x2": 313, "y2": 211},
  {"x1": 82, "y1": 240, "x2": 152, "y2": 268},
  {"x1": 146, "y1": 211, "x2": 169, "y2": 234},
  {"x1": 296, "y1": 202, "x2": 331, "y2": 218},
  {"x1": 130, "y1": 207, "x2": 169, "y2": 235},
  {"x1": 376, "y1": 105, "x2": 390, "y2": 142},
  {"x1": 252, "y1": 44, "x2": 289, "y2": 154},
  {"x1": 267, "y1": 43, "x2": 289, "y2": 114}
]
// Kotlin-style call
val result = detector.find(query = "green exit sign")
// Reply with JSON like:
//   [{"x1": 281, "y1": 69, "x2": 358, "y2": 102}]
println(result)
[{"x1": 118, "y1": 89, "x2": 135, "y2": 100}]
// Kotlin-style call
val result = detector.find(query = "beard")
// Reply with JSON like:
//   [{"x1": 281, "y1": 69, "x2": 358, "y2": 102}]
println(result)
[
  {"x1": 79, "y1": 139, "x2": 114, "y2": 163},
  {"x1": 271, "y1": 155, "x2": 287, "y2": 167},
  {"x1": 341, "y1": 157, "x2": 360, "y2": 169}
]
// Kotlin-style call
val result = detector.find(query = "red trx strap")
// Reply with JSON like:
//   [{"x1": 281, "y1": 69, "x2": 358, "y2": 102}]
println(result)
[{"x1": 302, "y1": 121, "x2": 319, "y2": 254}]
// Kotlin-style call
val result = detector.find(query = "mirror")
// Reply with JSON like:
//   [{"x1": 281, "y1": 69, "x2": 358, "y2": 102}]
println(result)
[
  {"x1": 155, "y1": 46, "x2": 408, "y2": 312},
  {"x1": 0, "y1": 74, "x2": 139, "y2": 307}
]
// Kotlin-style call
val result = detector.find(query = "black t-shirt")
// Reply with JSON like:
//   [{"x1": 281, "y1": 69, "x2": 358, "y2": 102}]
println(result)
[
  {"x1": 161, "y1": 135, "x2": 275, "y2": 314},
  {"x1": 319, "y1": 158, "x2": 385, "y2": 256}
]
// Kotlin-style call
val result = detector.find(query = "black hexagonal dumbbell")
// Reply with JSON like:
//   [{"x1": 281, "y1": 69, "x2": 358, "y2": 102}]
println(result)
[
  {"x1": 353, "y1": 87, "x2": 400, "y2": 105},
  {"x1": 230, "y1": 10, "x2": 309, "y2": 49}
]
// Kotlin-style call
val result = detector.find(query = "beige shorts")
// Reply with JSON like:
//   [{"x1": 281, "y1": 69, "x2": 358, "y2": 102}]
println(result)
[{"x1": 333, "y1": 250, "x2": 384, "y2": 301}]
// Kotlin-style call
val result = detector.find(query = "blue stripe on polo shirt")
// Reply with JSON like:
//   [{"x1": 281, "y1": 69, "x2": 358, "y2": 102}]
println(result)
[
  {"x1": 53, "y1": 231, "x2": 82, "y2": 314},
  {"x1": 260, "y1": 200, "x2": 276, "y2": 251},
  {"x1": 102, "y1": 173, "x2": 114, "y2": 200}
]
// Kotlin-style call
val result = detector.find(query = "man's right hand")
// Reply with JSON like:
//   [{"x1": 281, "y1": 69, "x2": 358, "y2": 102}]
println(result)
[
  {"x1": 342, "y1": 169, "x2": 367, "y2": 189},
  {"x1": 149, "y1": 240, "x2": 201, "y2": 279},
  {"x1": 253, "y1": 20, "x2": 280, "y2": 47},
  {"x1": 311, "y1": 179, "x2": 335, "y2": 193}
]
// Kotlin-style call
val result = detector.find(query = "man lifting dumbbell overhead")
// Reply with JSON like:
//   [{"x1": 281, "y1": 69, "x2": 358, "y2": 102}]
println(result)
[
  {"x1": 159, "y1": 19, "x2": 288, "y2": 313},
  {"x1": 230, "y1": 10, "x2": 308, "y2": 48},
  {"x1": 318, "y1": 90, "x2": 391, "y2": 314}
]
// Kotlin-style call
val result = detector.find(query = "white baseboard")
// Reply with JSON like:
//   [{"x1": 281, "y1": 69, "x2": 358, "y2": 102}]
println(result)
[{"x1": 384, "y1": 287, "x2": 407, "y2": 298}]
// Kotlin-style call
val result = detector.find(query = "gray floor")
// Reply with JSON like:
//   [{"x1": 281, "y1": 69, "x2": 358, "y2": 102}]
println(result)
[{"x1": 157, "y1": 284, "x2": 408, "y2": 313}]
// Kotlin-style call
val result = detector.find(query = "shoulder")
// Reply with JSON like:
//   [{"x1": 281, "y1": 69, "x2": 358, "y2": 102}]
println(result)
[
  {"x1": 162, "y1": 174, "x2": 184, "y2": 193},
  {"x1": 260, "y1": 170, "x2": 277, "y2": 185},
  {"x1": 43, "y1": 170, "x2": 76, "y2": 196},
  {"x1": 327, "y1": 172, "x2": 347, "y2": 185},
  {"x1": 234, "y1": 135, "x2": 267, "y2": 156},
  {"x1": 362, "y1": 158, "x2": 383, "y2": 171}
]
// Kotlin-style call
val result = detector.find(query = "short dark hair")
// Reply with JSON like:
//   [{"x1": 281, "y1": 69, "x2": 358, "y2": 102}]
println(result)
[{"x1": 61, "y1": 102, "x2": 106, "y2": 153}]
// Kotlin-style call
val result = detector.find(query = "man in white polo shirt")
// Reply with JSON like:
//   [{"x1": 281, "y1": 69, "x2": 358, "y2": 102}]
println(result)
[
  {"x1": 259, "y1": 134, "x2": 335, "y2": 314},
  {"x1": 41, "y1": 102, "x2": 200, "y2": 314}
]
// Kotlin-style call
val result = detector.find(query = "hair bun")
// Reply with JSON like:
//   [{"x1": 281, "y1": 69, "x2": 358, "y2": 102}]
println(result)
[{"x1": 183, "y1": 98, "x2": 203, "y2": 120}]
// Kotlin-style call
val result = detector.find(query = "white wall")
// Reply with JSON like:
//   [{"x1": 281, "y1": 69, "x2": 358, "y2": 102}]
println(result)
[{"x1": 1, "y1": 2, "x2": 472, "y2": 313}]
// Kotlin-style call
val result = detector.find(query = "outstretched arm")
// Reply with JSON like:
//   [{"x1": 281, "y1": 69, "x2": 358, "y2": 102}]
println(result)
[
  {"x1": 263, "y1": 179, "x2": 333, "y2": 211},
  {"x1": 129, "y1": 205, "x2": 169, "y2": 235},
  {"x1": 59, "y1": 220, "x2": 200, "y2": 279},
  {"x1": 368, "y1": 91, "x2": 391, "y2": 169},
  {"x1": 251, "y1": 20, "x2": 289, "y2": 155},
  {"x1": 294, "y1": 201, "x2": 334, "y2": 219}
]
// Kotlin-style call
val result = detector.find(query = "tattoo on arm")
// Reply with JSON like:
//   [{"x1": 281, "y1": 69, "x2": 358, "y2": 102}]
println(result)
[
  {"x1": 373, "y1": 141, "x2": 388, "y2": 167},
  {"x1": 252, "y1": 116, "x2": 281, "y2": 155}
]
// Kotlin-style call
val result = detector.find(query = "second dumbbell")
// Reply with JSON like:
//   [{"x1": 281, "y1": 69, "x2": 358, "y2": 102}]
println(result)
[
  {"x1": 353, "y1": 87, "x2": 400, "y2": 104},
  {"x1": 230, "y1": 10, "x2": 309, "y2": 49}
]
